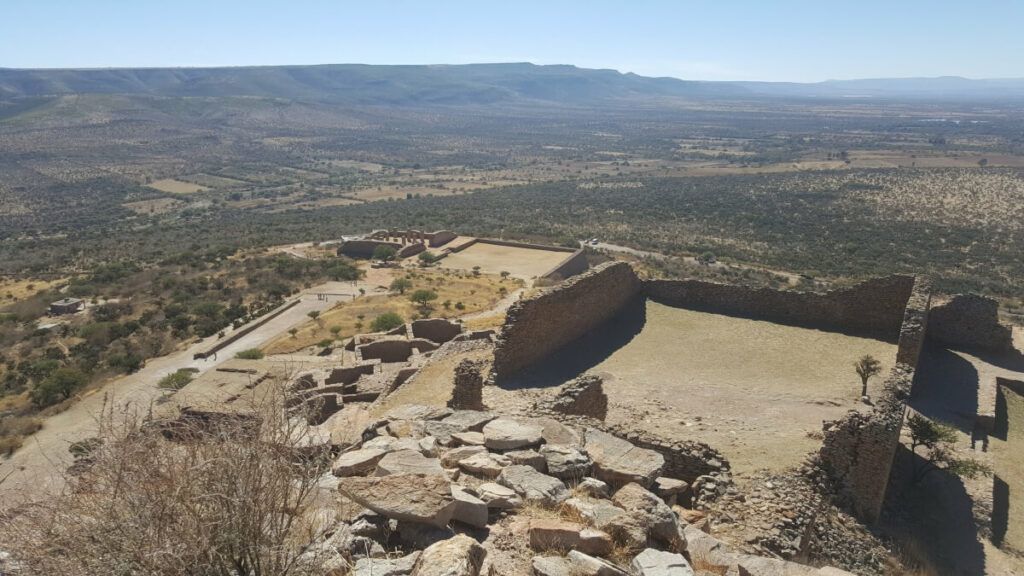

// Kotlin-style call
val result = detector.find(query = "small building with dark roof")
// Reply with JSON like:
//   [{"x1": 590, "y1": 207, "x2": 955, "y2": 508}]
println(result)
[{"x1": 49, "y1": 297, "x2": 84, "y2": 315}]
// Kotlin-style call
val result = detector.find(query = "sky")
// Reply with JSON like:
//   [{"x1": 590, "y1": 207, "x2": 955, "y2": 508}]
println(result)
[{"x1": 1, "y1": 0, "x2": 1022, "y2": 82}]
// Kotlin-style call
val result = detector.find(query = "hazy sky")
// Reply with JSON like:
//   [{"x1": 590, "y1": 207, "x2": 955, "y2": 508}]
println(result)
[{"x1": 2, "y1": 0, "x2": 1021, "y2": 82}]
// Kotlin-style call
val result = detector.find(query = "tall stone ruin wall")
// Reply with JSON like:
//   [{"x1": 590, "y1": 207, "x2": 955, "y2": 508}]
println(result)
[
  {"x1": 818, "y1": 276, "x2": 931, "y2": 523},
  {"x1": 492, "y1": 262, "x2": 642, "y2": 378},
  {"x1": 643, "y1": 275, "x2": 916, "y2": 341},
  {"x1": 926, "y1": 293, "x2": 1015, "y2": 353},
  {"x1": 540, "y1": 248, "x2": 589, "y2": 281}
]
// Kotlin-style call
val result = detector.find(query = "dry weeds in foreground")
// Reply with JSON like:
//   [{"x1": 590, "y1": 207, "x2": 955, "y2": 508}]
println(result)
[{"x1": 0, "y1": 388, "x2": 333, "y2": 576}]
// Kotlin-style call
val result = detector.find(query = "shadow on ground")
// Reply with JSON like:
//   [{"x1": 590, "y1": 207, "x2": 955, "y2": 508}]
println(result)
[
  {"x1": 881, "y1": 446, "x2": 986, "y2": 575},
  {"x1": 498, "y1": 296, "x2": 647, "y2": 390},
  {"x1": 910, "y1": 343, "x2": 979, "y2": 434}
]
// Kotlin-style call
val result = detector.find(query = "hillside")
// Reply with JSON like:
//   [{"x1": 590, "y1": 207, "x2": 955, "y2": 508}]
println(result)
[{"x1": 5, "y1": 63, "x2": 1024, "y2": 105}]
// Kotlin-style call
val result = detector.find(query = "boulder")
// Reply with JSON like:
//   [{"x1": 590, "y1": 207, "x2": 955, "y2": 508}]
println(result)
[
  {"x1": 476, "y1": 482, "x2": 523, "y2": 509},
  {"x1": 458, "y1": 452, "x2": 510, "y2": 479},
  {"x1": 584, "y1": 428, "x2": 663, "y2": 488},
  {"x1": 354, "y1": 552, "x2": 420, "y2": 576},
  {"x1": 532, "y1": 556, "x2": 573, "y2": 576},
  {"x1": 612, "y1": 483, "x2": 682, "y2": 548},
  {"x1": 577, "y1": 477, "x2": 610, "y2": 498},
  {"x1": 450, "y1": 485, "x2": 489, "y2": 528},
  {"x1": 630, "y1": 549, "x2": 694, "y2": 576},
  {"x1": 483, "y1": 418, "x2": 544, "y2": 450},
  {"x1": 540, "y1": 444, "x2": 592, "y2": 480},
  {"x1": 441, "y1": 445, "x2": 487, "y2": 467},
  {"x1": 325, "y1": 404, "x2": 372, "y2": 448},
  {"x1": 654, "y1": 477, "x2": 689, "y2": 506},
  {"x1": 506, "y1": 449, "x2": 547, "y2": 472},
  {"x1": 412, "y1": 534, "x2": 487, "y2": 576},
  {"x1": 425, "y1": 421, "x2": 465, "y2": 445},
  {"x1": 333, "y1": 448, "x2": 388, "y2": 477},
  {"x1": 563, "y1": 497, "x2": 627, "y2": 527},
  {"x1": 528, "y1": 519, "x2": 612, "y2": 556},
  {"x1": 497, "y1": 465, "x2": 569, "y2": 506},
  {"x1": 567, "y1": 551, "x2": 629, "y2": 576},
  {"x1": 375, "y1": 449, "x2": 445, "y2": 477},
  {"x1": 338, "y1": 474, "x2": 457, "y2": 528},
  {"x1": 534, "y1": 416, "x2": 581, "y2": 446}
]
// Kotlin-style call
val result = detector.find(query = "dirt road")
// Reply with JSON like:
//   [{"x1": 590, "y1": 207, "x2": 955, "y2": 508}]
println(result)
[{"x1": 0, "y1": 282, "x2": 367, "y2": 506}]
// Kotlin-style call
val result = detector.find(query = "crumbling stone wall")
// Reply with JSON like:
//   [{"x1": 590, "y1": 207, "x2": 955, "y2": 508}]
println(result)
[
  {"x1": 338, "y1": 240, "x2": 402, "y2": 259},
  {"x1": 325, "y1": 363, "x2": 377, "y2": 386},
  {"x1": 818, "y1": 276, "x2": 931, "y2": 523},
  {"x1": 428, "y1": 230, "x2": 457, "y2": 247},
  {"x1": 492, "y1": 262, "x2": 642, "y2": 379},
  {"x1": 357, "y1": 338, "x2": 438, "y2": 363},
  {"x1": 643, "y1": 275, "x2": 916, "y2": 341},
  {"x1": 411, "y1": 318, "x2": 463, "y2": 344},
  {"x1": 927, "y1": 294, "x2": 1014, "y2": 353},
  {"x1": 448, "y1": 359, "x2": 485, "y2": 410},
  {"x1": 537, "y1": 373, "x2": 609, "y2": 420}
]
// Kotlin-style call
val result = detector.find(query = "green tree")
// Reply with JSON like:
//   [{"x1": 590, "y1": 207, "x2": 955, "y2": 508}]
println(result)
[
  {"x1": 854, "y1": 354, "x2": 883, "y2": 398},
  {"x1": 31, "y1": 367, "x2": 88, "y2": 407},
  {"x1": 410, "y1": 289, "x2": 438, "y2": 314},
  {"x1": 390, "y1": 277, "x2": 413, "y2": 294},
  {"x1": 329, "y1": 325, "x2": 342, "y2": 339},
  {"x1": 907, "y1": 413, "x2": 992, "y2": 484},
  {"x1": 370, "y1": 312, "x2": 404, "y2": 332},
  {"x1": 235, "y1": 348, "x2": 264, "y2": 360},
  {"x1": 307, "y1": 310, "x2": 321, "y2": 325},
  {"x1": 418, "y1": 252, "x2": 437, "y2": 266},
  {"x1": 372, "y1": 245, "x2": 397, "y2": 263}
]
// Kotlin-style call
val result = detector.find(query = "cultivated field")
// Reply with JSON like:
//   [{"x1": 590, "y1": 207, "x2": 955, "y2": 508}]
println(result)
[
  {"x1": 146, "y1": 178, "x2": 208, "y2": 194},
  {"x1": 535, "y1": 302, "x2": 898, "y2": 474},
  {"x1": 440, "y1": 242, "x2": 571, "y2": 279}
]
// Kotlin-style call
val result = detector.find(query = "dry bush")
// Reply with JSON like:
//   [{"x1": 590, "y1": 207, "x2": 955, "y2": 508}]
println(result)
[
  {"x1": 0, "y1": 416, "x2": 43, "y2": 456},
  {"x1": 0, "y1": 390, "x2": 333, "y2": 576}
]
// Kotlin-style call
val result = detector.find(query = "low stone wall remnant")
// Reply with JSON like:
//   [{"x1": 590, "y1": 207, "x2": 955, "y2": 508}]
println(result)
[{"x1": 448, "y1": 359, "x2": 486, "y2": 411}]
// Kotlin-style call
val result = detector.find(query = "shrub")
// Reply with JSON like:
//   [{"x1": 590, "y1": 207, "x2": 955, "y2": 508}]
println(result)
[
  {"x1": 235, "y1": 348, "x2": 265, "y2": 360},
  {"x1": 0, "y1": 389, "x2": 330, "y2": 575},
  {"x1": 370, "y1": 312, "x2": 404, "y2": 332},
  {"x1": 157, "y1": 369, "x2": 194, "y2": 390}
]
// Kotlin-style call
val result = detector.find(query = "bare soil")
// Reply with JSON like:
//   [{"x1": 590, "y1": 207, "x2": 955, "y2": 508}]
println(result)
[{"x1": 440, "y1": 243, "x2": 572, "y2": 279}]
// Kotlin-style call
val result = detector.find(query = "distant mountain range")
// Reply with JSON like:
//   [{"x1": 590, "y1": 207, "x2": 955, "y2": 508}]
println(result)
[{"x1": 1, "y1": 63, "x2": 1022, "y2": 104}]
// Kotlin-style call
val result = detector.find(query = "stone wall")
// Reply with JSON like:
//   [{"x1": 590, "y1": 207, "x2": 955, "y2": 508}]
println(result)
[
  {"x1": 818, "y1": 276, "x2": 931, "y2": 523},
  {"x1": 397, "y1": 243, "x2": 426, "y2": 258},
  {"x1": 604, "y1": 423, "x2": 732, "y2": 488},
  {"x1": 927, "y1": 294, "x2": 1015, "y2": 353},
  {"x1": 492, "y1": 262, "x2": 642, "y2": 379},
  {"x1": 357, "y1": 338, "x2": 438, "y2": 363},
  {"x1": 411, "y1": 318, "x2": 463, "y2": 344},
  {"x1": 643, "y1": 275, "x2": 916, "y2": 341},
  {"x1": 428, "y1": 230, "x2": 457, "y2": 247},
  {"x1": 536, "y1": 373, "x2": 609, "y2": 420},
  {"x1": 539, "y1": 248, "x2": 589, "y2": 281},
  {"x1": 338, "y1": 239, "x2": 402, "y2": 259}
]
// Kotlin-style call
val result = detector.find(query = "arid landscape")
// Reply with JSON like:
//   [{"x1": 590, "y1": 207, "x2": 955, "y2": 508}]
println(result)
[{"x1": 3, "y1": 4, "x2": 1024, "y2": 574}]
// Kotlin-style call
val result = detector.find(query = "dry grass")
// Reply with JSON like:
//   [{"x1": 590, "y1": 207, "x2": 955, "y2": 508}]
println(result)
[
  {"x1": 0, "y1": 277, "x2": 66, "y2": 305},
  {"x1": 0, "y1": 390, "x2": 333, "y2": 576},
  {"x1": 263, "y1": 269, "x2": 514, "y2": 354},
  {"x1": 440, "y1": 242, "x2": 572, "y2": 279}
]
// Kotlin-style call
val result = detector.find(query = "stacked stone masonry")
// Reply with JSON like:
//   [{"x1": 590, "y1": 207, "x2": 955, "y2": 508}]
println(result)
[
  {"x1": 927, "y1": 293, "x2": 1015, "y2": 353},
  {"x1": 493, "y1": 262, "x2": 642, "y2": 378}
]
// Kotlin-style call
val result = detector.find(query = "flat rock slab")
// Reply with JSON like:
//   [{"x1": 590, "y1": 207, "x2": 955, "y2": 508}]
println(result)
[
  {"x1": 631, "y1": 548, "x2": 694, "y2": 576},
  {"x1": 529, "y1": 518, "x2": 612, "y2": 556},
  {"x1": 450, "y1": 485, "x2": 489, "y2": 528},
  {"x1": 477, "y1": 482, "x2": 522, "y2": 509},
  {"x1": 541, "y1": 444, "x2": 593, "y2": 480},
  {"x1": 483, "y1": 418, "x2": 544, "y2": 450},
  {"x1": 497, "y1": 464, "x2": 568, "y2": 506},
  {"x1": 333, "y1": 447, "x2": 388, "y2": 477},
  {"x1": 584, "y1": 428, "x2": 663, "y2": 488},
  {"x1": 375, "y1": 449, "x2": 445, "y2": 477},
  {"x1": 441, "y1": 410, "x2": 497, "y2": 432},
  {"x1": 567, "y1": 550, "x2": 629, "y2": 576},
  {"x1": 450, "y1": 431, "x2": 486, "y2": 446},
  {"x1": 441, "y1": 445, "x2": 487, "y2": 467},
  {"x1": 386, "y1": 404, "x2": 453, "y2": 422},
  {"x1": 338, "y1": 474, "x2": 456, "y2": 528}
]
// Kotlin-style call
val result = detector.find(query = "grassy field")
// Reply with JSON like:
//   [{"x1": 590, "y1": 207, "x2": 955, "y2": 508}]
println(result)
[
  {"x1": 440, "y1": 242, "x2": 572, "y2": 279},
  {"x1": 262, "y1": 268, "x2": 520, "y2": 354},
  {"x1": 0, "y1": 277, "x2": 66, "y2": 305},
  {"x1": 146, "y1": 178, "x2": 208, "y2": 194}
]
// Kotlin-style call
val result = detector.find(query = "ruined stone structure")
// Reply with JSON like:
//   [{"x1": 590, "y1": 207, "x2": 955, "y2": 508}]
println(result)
[
  {"x1": 492, "y1": 261, "x2": 641, "y2": 378},
  {"x1": 817, "y1": 276, "x2": 931, "y2": 523},
  {"x1": 448, "y1": 359, "x2": 485, "y2": 411},
  {"x1": 926, "y1": 293, "x2": 1015, "y2": 353},
  {"x1": 356, "y1": 338, "x2": 439, "y2": 363},
  {"x1": 411, "y1": 318, "x2": 463, "y2": 345},
  {"x1": 539, "y1": 373, "x2": 609, "y2": 420},
  {"x1": 539, "y1": 248, "x2": 589, "y2": 282},
  {"x1": 644, "y1": 275, "x2": 916, "y2": 341},
  {"x1": 337, "y1": 239, "x2": 403, "y2": 259}
]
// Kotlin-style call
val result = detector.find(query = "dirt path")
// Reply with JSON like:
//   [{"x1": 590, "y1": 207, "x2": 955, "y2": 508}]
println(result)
[{"x1": 0, "y1": 282, "x2": 370, "y2": 507}]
